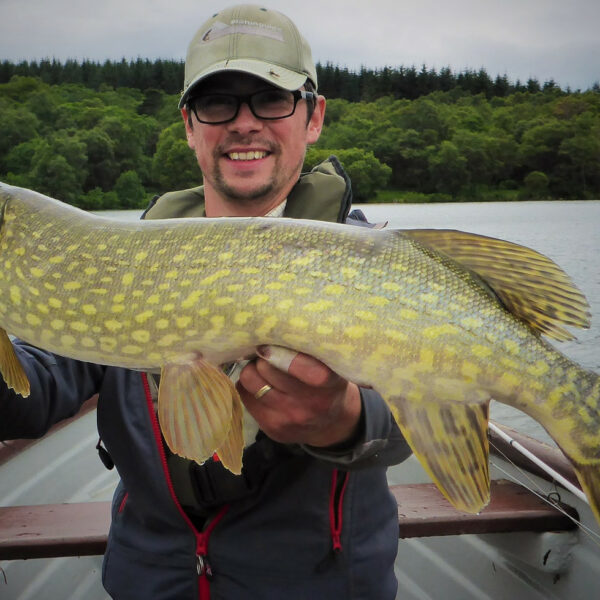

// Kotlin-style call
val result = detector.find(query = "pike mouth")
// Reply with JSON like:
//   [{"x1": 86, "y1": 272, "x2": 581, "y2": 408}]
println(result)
[{"x1": 227, "y1": 150, "x2": 269, "y2": 161}]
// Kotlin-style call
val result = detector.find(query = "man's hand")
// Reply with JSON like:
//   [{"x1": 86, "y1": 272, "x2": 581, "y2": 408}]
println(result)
[{"x1": 238, "y1": 350, "x2": 362, "y2": 448}]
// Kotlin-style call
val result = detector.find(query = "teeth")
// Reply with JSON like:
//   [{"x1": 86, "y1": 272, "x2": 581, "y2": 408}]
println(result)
[{"x1": 228, "y1": 151, "x2": 267, "y2": 160}]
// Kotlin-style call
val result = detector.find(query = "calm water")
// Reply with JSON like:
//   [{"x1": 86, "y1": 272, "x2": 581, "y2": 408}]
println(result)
[{"x1": 101, "y1": 201, "x2": 600, "y2": 441}]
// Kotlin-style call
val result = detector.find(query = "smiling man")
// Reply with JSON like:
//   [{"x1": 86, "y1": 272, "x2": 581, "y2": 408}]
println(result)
[{"x1": 0, "y1": 5, "x2": 411, "y2": 599}]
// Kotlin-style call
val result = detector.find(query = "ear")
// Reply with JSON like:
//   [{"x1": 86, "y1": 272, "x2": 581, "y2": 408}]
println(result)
[
  {"x1": 306, "y1": 95, "x2": 326, "y2": 145},
  {"x1": 181, "y1": 107, "x2": 196, "y2": 150}
]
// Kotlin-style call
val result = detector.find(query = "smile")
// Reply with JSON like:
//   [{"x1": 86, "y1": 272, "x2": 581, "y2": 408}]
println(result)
[{"x1": 227, "y1": 151, "x2": 268, "y2": 161}]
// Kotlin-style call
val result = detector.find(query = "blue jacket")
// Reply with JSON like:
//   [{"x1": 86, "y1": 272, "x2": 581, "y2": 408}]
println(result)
[{"x1": 0, "y1": 158, "x2": 412, "y2": 599}]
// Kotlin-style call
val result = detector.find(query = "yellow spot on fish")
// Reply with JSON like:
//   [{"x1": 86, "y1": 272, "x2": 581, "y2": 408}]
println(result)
[
  {"x1": 14, "y1": 247, "x2": 25, "y2": 256},
  {"x1": 527, "y1": 361, "x2": 550, "y2": 377},
  {"x1": 324, "y1": 284, "x2": 345, "y2": 295},
  {"x1": 303, "y1": 300, "x2": 334, "y2": 312},
  {"x1": 293, "y1": 287, "x2": 311, "y2": 296},
  {"x1": 471, "y1": 344, "x2": 493, "y2": 359},
  {"x1": 176, "y1": 316, "x2": 192, "y2": 329},
  {"x1": 105, "y1": 320, "x2": 122, "y2": 332},
  {"x1": 345, "y1": 325, "x2": 366, "y2": 339},
  {"x1": 182, "y1": 290, "x2": 204, "y2": 309},
  {"x1": 49, "y1": 256, "x2": 64, "y2": 264},
  {"x1": 355, "y1": 310, "x2": 376, "y2": 321},
  {"x1": 156, "y1": 319, "x2": 169, "y2": 330},
  {"x1": 219, "y1": 251, "x2": 234, "y2": 261},
  {"x1": 210, "y1": 315, "x2": 225, "y2": 329},
  {"x1": 265, "y1": 282, "x2": 283, "y2": 290},
  {"x1": 147, "y1": 294, "x2": 160, "y2": 304},
  {"x1": 423, "y1": 324, "x2": 459, "y2": 339},
  {"x1": 249, "y1": 294, "x2": 269, "y2": 306},
  {"x1": 316, "y1": 324, "x2": 333, "y2": 335},
  {"x1": 131, "y1": 330, "x2": 151, "y2": 343},
  {"x1": 122, "y1": 345, "x2": 143, "y2": 355},
  {"x1": 277, "y1": 299, "x2": 294, "y2": 311},
  {"x1": 26, "y1": 313, "x2": 42, "y2": 326},
  {"x1": 71, "y1": 321, "x2": 88, "y2": 333},
  {"x1": 64, "y1": 281, "x2": 81, "y2": 291},
  {"x1": 233, "y1": 312, "x2": 252, "y2": 326},
  {"x1": 112, "y1": 304, "x2": 125, "y2": 313},
  {"x1": 214, "y1": 297, "x2": 234, "y2": 306},
  {"x1": 382, "y1": 282, "x2": 401, "y2": 292},
  {"x1": 462, "y1": 317, "x2": 484, "y2": 329},
  {"x1": 385, "y1": 330, "x2": 408, "y2": 342},
  {"x1": 368, "y1": 296, "x2": 389, "y2": 307},
  {"x1": 61, "y1": 334, "x2": 77, "y2": 346},
  {"x1": 420, "y1": 293, "x2": 438, "y2": 304},
  {"x1": 135, "y1": 310, "x2": 154, "y2": 323},
  {"x1": 242, "y1": 267, "x2": 261, "y2": 275},
  {"x1": 37, "y1": 303, "x2": 49, "y2": 315},
  {"x1": 91, "y1": 288, "x2": 108, "y2": 295},
  {"x1": 341, "y1": 267, "x2": 358, "y2": 278},
  {"x1": 82, "y1": 304, "x2": 97, "y2": 316},
  {"x1": 10, "y1": 286, "x2": 21, "y2": 303},
  {"x1": 81, "y1": 337, "x2": 95, "y2": 348},
  {"x1": 201, "y1": 269, "x2": 230, "y2": 285},
  {"x1": 292, "y1": 255, "x2": 315, "y2": 266},
  {"x1": 85, "y1": 266, "x2": 98, "y2": 276},
  {"x1": 290, "y1": 317, "x2": 309, "y2": 330},
  {"x1": 100, "y1": 337, "x2": 117, "y2": 351},
  {"x1": 256, "y1": 316, "x2": 278, "y2": 337},
  {"x1": 503, "y1": 339, "x2": 521, "y2": 355},
  {"x1": 461, "y1": 362, "x2": 480, "y2": 381},
  {"x1": 122, "y1": 273, "x2": 134, "y2": 286},
  {"x1": 44, "y1": 282, "x2": 56, "y2": 291},
  {"x1": 162, "y1": 303, "x2": 176, "y2": 312},
  {"x1": 278, "y1": 273, "x2": 295, "y2": 281},
  {"x1": 157, "y1": 334, "x2": 181, "y2": 347},
  {"x1": 135, "y1": 251, "x2": 148, "y2": 261},
  {"x1": 400, "y1": 308, "x2": 419, "y2": 320},
  {"x1": 113, "y1": 294, "x2": 126, "y2": 303},
  {"x1": 30, "y1": 267, "x2": 44, "y2": 278},
  {"x1": 50, "y1": 319, "x2": 65, "y2": 330}
]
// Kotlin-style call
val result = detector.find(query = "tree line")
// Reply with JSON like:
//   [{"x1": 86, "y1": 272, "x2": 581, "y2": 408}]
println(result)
[
  {"x1": 0, "y1": 60, "x2": 599, "y2": 207},
  {"x1": 3, "y1": 58, "x2": 597, "y2": 103}
]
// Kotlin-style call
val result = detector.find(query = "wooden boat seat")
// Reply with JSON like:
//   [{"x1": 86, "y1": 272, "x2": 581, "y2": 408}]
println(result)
[{"x1": 0, "y1": 479, "x2": 577, "y2": 560}]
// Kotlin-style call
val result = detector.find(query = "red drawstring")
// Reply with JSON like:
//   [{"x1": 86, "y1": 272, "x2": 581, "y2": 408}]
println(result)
[{"x1": 329, "y1": 469, "x2": 350, "y2": 552}]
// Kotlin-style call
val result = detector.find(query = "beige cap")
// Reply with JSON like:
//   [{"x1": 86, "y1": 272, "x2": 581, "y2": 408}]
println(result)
[{"x1": 179, "y1": 4, "x2": 318, "y2": 108}]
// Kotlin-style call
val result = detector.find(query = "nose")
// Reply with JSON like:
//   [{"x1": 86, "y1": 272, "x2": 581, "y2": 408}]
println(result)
[{"x1": 227, "y1": 100, "x2": 263, "y2": 134}]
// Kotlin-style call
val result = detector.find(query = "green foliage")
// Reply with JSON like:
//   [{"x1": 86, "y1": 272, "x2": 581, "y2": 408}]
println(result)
[
  {"x1": 1, "y1": 59, "x2": 599, "y2": 208},
  {"x1": 304, "y1": 148, "x2": 391, "y2": 202}
]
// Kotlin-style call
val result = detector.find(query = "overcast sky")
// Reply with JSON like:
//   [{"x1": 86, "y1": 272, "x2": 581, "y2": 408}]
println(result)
[{"x1": 1, "y1": 0, "x2": 598, "y2": 91}]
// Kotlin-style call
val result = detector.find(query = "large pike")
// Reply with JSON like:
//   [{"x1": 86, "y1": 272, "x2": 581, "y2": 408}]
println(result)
[{"x1": 1, "y1": 182, "x2": 599, "y2": 523}]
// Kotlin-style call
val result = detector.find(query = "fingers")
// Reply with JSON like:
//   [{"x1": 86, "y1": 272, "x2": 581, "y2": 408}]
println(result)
[{"x1": 257, "y1": 345, "x2": 335, "y2": 388}]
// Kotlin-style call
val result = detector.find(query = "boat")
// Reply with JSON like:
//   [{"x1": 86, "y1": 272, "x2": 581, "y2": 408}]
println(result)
[{"x1": 1, "y1": 397, "x2": 599, "y2": 600}]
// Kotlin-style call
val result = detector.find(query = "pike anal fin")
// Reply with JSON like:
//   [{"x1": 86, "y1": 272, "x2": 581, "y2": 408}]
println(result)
[
  {"x1": 158, "y1": 357, "x2": 243, "y2": 472},
  {"x1": 387, "y1": 396, "x2": 491, "y2": 513},
  {"x1": 0, "y1": 328, "x2": 30, "y2": 397}
]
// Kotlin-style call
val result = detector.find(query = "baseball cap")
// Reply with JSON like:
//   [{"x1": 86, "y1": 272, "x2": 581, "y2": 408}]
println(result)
[{"x1": 179, "y1": 4, "x2": 318, "y2": 108}]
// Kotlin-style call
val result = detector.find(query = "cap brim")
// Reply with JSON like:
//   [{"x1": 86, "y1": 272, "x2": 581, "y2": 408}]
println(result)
[{"x1": 178, "y1": 59, "x2": 308, "y2": 108}]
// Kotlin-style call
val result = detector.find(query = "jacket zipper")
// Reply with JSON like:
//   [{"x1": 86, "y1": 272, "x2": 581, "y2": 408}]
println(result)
[
  {"x1": 329, "y1": 468, "x2": 350, "y2": 552},
  {"x1": 141, "y1": 372, "x2": 227, "y2": 600}
]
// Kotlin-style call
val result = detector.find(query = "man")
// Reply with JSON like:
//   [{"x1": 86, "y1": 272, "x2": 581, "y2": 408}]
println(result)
[{"x1": 0, "y1": 5, "x2": 411, "y2": 599}]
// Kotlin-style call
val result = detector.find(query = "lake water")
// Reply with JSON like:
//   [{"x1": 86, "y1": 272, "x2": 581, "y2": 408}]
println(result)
[{"x1": 101, "y1": 201, "x2": 600, "y2": 443}]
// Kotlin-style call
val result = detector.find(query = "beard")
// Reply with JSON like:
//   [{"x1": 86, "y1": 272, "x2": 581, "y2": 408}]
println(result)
[{"x1": 206, "y1": 137, "x2": 304, "y2": 206}]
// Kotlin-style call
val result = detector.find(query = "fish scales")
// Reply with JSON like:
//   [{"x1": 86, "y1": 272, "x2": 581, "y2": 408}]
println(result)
[{"x1": 1, "y1": 182, "x2": 599, "y2": 525}]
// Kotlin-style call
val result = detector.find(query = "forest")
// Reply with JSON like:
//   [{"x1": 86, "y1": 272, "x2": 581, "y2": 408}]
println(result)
[{"x1": 1, "y1": 58, "x2": 599, "y2": 208}]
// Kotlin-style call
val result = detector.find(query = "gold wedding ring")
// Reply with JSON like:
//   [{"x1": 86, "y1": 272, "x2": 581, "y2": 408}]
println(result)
[{"x1": 254, "y1": 384, "x2": 272, "y2": 400}]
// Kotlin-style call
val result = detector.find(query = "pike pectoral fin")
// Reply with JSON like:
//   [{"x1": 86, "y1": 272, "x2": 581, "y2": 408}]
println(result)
[
  {"x1": 388, "y1": 396, "x2": 491, "y2": 513},
  {"x1": 214, "y1": 392, "x2": 244, "y2": 475},
  {"x1": 0, "y1": 328, "x2": 30, "y2": 397},
  {"x1": 569, "y1": 460, "x2": 600, "y2": 526},
  {"x1": 158, "y1": 357, "x2": 243, "y2": 472}
]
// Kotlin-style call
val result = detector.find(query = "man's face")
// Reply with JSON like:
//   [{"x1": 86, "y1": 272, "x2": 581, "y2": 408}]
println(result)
[{"x1": 182, "y1": 73, "x2": 325, "y2": 215}]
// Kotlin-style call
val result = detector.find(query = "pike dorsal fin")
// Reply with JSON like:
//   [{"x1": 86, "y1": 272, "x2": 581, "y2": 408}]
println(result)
[
  {"x1": 403, "y1": 229, "x2": 591, "y2": 341},
  {"x1": 387, "y1": 396, "x2": 491, "y2": 513}
]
